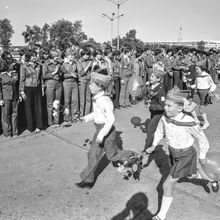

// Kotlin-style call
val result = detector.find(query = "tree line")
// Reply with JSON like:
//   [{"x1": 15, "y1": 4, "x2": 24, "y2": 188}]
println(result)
[{"x1": 0, "y1": 18, "x2": 207, "y2": 51}]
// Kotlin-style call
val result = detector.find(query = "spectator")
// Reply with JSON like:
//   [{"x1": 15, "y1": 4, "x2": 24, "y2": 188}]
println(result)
[
  {"x1": 42, "y1": 50, "x2": 63, "y2": 127},
  {"x1": 0, "y1": 58, "x2": 19, "y2": 137},
  {"x1": 61, "y1": 48, "x2": 80, "y2": 124},
  {"x1": 20, "y1": 50, "x2": 44, "y2": 133}
]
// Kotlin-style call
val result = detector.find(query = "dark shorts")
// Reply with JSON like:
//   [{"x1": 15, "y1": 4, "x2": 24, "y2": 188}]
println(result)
[
  {"x1": 169, "y1": 146, "x2": 197, "y2": 179},
  {"x1": 197, "y1": 89, "x2": 209, "y2": 106}
]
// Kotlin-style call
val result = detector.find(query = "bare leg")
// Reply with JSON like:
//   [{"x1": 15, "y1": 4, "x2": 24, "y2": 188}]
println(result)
[{"x1": 155, "y1": 175, "x2": 179, "y2": 220}]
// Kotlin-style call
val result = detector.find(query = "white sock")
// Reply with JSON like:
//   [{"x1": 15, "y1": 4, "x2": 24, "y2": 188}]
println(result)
[
  {"x1": 157, "y1": 196, "x2": 173, "y2": 220},
  {"x1": 191, "y1": 110, "x2": 199, "y2": 123},
  {"x1": 201, "y1": 113, "x2": 210, "y2": 129}
]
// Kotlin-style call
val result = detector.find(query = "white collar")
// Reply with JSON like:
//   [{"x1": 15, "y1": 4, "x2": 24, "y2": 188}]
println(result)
[
  {"x1": 151, "y1": 82, "x2": 160, "y2": 89},
  {"x1": 93, "y1": 91, "x2": 105, "y2": 101},
  {"x1": 171, "y1": 112, "x2": 184, "y2": 120}
]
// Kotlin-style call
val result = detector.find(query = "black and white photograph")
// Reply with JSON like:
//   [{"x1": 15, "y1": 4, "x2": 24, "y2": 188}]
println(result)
[{"x1": 0, "y1": 0, "x2": 220, "y2": 219}]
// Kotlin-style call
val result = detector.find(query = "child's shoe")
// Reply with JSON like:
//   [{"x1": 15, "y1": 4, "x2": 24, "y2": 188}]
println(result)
[
  {"x1": 210, "y1": 181, "x2": 219, "y2": 193},
  {"x1": 202, "y1": 122, "x2": 210, "y2": 130}
]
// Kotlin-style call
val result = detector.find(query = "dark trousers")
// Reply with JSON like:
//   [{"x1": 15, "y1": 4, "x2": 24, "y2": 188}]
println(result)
[
  {"x1": 45, "y1": 80, "x2": 62, "y2": 125},
  {"x1": 80, "y1": 124, "x2": 135, "y2": 183},
  {"x1": 173, "y1": 70, "x2": 181, "y2": 88},
  {"x1": 63, "y1": 80, "x2": 79, "y2": 122},
  {"x1": 144, "y1": 111, "x2": 163, "y2": 150},
  {"x1": 79, "y1": 79, "x2": 92, "y2": 117},
  {"x1": 2, "y1": 99, "x2": 18, "y2": 136},
  {"x1": 163, "y1": 73, "x2": 173, "y2": 94},
  {"x1": 24, "y1": 85, "x2": 43, "y2": 132},
  {"x1": 113, "y1": 77, "x2": 121, "y2": 108}
]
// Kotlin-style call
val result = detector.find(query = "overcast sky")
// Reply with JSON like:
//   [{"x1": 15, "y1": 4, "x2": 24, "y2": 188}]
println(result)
[{"x1": 0, "y1": 0, "x2": 220, "y2": 46}]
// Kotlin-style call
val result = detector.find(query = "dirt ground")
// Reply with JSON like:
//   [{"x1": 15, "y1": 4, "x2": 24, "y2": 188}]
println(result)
[{"x1": 0, "y1": 90, "x2": 220, "y2": 220}]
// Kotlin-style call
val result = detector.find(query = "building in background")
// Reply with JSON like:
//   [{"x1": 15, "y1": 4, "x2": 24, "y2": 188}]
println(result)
[{"x1": 147, "y1": 40, "x2": 220, "y2": 50}]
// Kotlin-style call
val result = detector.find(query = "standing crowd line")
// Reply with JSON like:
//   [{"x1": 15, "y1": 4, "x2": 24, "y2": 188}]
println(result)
[{"x1": 0, "y1": 44, "x2": 220, "y2": 138}]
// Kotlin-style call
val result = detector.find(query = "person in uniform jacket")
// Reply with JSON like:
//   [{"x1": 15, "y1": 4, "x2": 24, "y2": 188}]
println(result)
[
  {"x1": 20, "y1": 50, "x2": 44, "y2": 133},
  {"x1": 143, "y1": 50, "x2": 156, "y2": 81},
  {"x1": 119, "y1": 49, "x2": 133, "y2": 107},
  {"x1": 61, "y1": 48, "x2": 79, "y2": 124},
  {"x1": 143, "y1": 68, "x2": 166, "y2": 152},
  {"x1": 0, "y1": 61, "x2": 20, "y2": 137},
  {"x1": 42, "y1": 50, "x2": 63, "y2": 127},
  {"x1": 112, "y1": 50, "x2": 122, "y2": 109},
  {"x1": 172, "y1": 53, "x2": 182, "y2": 88},
  {"x1": 77, "y1": 49, "x2": 93, "y2": 117},
  {"x1": 164, "y1": 49, "x2": 174, "y2": 93}
]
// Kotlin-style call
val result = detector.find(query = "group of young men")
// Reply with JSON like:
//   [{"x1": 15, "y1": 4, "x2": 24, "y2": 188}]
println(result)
[{"x1": 0, "y1": 43, "x2": 219, "y2": 138}]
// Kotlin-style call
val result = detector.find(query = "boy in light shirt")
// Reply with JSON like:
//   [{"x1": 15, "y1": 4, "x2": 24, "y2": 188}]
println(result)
[
  {"x1": 76, "y1": 72, "x2": 140, "y2": 189},
  {"x1": 144, "y1": 87, "x2": 218, "y2": 220}
]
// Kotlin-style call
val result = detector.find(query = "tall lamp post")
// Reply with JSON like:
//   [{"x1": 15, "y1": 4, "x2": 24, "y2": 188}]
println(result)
[
  {"x1": 101, "y1": 13, "x2": 115, "y2": 47},
  {"x1": 108, "y1": 0, "x2": 128, "y2": 50},
  {"x1": 178, "y1": 27, "x2": 183, "y2": 45},
  {"x1": 101, "y1": 12, "x2": 124, "y2": 48}
]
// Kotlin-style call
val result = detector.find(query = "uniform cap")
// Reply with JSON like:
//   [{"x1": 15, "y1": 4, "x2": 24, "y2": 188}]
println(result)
[
  {"x1": 91, "y1": 72, "x2": 111, "y2": 89},
  {"x1": 196, "y1": 60, "x2": 206, "y2": 69},
  {"x1": 166, "y1": 86, "x2": 187, "y2": 104}
]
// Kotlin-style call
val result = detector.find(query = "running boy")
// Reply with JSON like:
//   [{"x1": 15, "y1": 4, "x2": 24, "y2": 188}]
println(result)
[
  {"x1": 144, "y1": 87, "x2": 214, "y2": 220},
  {"x1": 76, "y1": 72, "x2": 138, "y2": 189}
]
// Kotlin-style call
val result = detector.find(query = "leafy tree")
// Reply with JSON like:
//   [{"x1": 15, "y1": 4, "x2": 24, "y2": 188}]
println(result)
[
  {"x1": 120, "y1": 29, "x2": 144, "y2": 51},
  {"x1": 41, "y1": 23, "x2": 50, "y2": 48},
  {"x1": 0, "y1": 18, "x2": 14, "y2": 50},
  {"x1": 82, "y1": 37, "x2": 101, "y2": 50},
  {"x1": 197, "y1": 40, "x2": 205, "y2": 51},
  {"x1": 22, "y1": 25, "x2": 42, "y2": 48},
  {"x1": 49, "y1": 19, "x2": 87, "y2": 51}
]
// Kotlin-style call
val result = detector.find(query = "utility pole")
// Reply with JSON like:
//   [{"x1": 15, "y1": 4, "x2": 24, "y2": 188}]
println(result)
[
  {"x1": 107, "y1": 0, "x2": 128, "y2": 50},
  {"x1": 101, "y1": 12, "x2": 116, "y2": 47},
  {"x1": 178, "y1": 27, "x2": 183, "y2": 45}
]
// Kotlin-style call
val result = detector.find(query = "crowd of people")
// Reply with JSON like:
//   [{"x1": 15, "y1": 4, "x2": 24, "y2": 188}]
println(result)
[
  {"x1": 1, "y1": 43, "x2": 220, "y2": 220},
  {"x1": 0, "y1": 44, "x2": 220, "y2": 138}
]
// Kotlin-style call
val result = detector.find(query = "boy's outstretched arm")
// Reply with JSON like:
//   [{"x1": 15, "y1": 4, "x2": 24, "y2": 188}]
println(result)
[{"x1": 82, "y1": 112, "x2": 95, "y2": 122}]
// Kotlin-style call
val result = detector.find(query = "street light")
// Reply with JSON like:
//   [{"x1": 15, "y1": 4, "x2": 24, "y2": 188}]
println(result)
[
  {"x1": 101, "y1": 12, "x2": 124, "y2": 47},
  {"x1": 178, "y1": 27, "x2": 183, "y2": 45},
  {"x1": 101, "y1": 13, "x2": 115, "y2": 47},
  {"x1": 107, "y1": 0, "x2": 128, "y2": 50}
]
